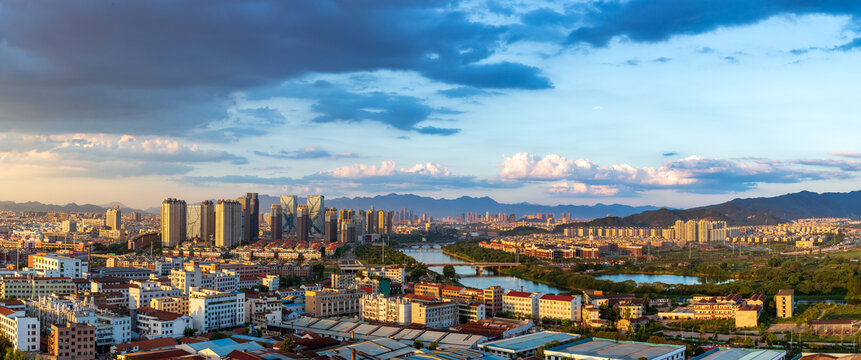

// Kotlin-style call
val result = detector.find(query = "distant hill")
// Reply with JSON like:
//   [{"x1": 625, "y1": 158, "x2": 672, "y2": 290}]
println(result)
[
  {"x1": 0, "y1": 201, "x2": 149, "y2": 214},
  {"x1": 256, "y1": 193, "x2": 659, "y2": 219},
  {"x1": 551, "y1": 189, "x2": 861, "y2": 229}
]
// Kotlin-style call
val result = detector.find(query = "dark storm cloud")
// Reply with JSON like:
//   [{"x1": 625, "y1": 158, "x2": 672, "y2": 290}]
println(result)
[
  {"x1": 0, "y1": 0, "x2": 551, "y2": 134},
  {"x1": 567, "y1": 1, "x2": 861, "y2": 47}
]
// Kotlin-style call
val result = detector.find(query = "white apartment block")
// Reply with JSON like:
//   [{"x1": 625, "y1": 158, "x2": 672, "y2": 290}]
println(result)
[
  {"x1": 136, "y1": 307, "x2": 193, "y2": 339},
  {"x1": 188, "y1": 289, "x2": 245, "y2": 332},
  {"x1": 244, "y1": 294, "x2": 282, "y2": 325},
  {"x1": 360, "y1": 293, "x2": 411, "y2": 325},
  {"x1": 502, "y1": 291, "x2": 540, "y2": 318},
  {"x1": 538, "y1": 294, "x2": 581, "y2": 322},
  {"x1": 31, "y1": 254, "x2": 86, "y2": 278},
  {"x1": 0, "y1": 306, "x2": 39, "y2": 352},
  {"x1": 1, "y1": 277, "x2": 75, "y2": 299},
  {"x1": 411, "y1": 301, "x2": 458, "y2": 328},
  {"x1": 128, "y1": 280, "x2": 183, "y2": 310},
  {"x1": 365, "y1": 267, "x2": 406, "y2": 283},
  {"x1": 169, "y1": 268, "x2": 239, "y2": 295}
]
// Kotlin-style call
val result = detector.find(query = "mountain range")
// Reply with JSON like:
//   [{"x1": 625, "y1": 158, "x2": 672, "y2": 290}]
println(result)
[
  {"x1": 575, "y1": 190, "x2": 861, "y2": 228},
  {"x1": 255, "y1": 193, "x2": 659, "y2": 219},
  {"x1": 3, "y1": 189, "x2": 861, "y2": 226}
]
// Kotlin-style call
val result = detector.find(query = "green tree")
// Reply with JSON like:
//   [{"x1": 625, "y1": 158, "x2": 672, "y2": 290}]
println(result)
[
  {"x1": 280, "y1": 338, "x2": 295, "y2": 352},
  {"x1": 409, "y1": 264, "x2": 428, "y2": 282},
  {"x1": 428, "y1": 341, "x2": 438, "y2": 350},
  {"x1": 210, "y1": 332, "x2": 228, "y2": 340},
  {"x1": 312, "y1": 262, "x2": 326, "y2": 279},
  {"x1": 184, "y1": 327, "x2": 196, "y2": 337},
  {"x1": 443, "y1": 265, "x2": 457, "y2": 278},
  {"x1": 414, "y1": 340, "x2": 424, "y2": 349},
  {"x1": 742, "y1": 336, "x2": 753, "y2": 347}
]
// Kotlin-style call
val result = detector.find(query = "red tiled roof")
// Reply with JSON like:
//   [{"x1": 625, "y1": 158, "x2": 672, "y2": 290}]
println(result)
[
  {"x1": 505, "y1": 291, "x2": 534, "y2": 298},
  {"x1": 226, "y1": 350, "x2": 264, "y2": 360},
  {"x1": 0, "y1": 306, "x2": 16, "y2": 316},
  {"x1": 114, "y1": 337, "x2": 178, "y2": 352},
  {"x1": 121, "y1": 348, "x2": 193, "y2": 360},
  {"x1": 137, "y1": 306, "x2": 185, "y2": 321},
  {"x1": 540, "y1": 294, "x2": 575, "y2": 302}
]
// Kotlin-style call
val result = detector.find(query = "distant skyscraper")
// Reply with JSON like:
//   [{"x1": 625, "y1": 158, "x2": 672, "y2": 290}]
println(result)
[
  {"x1": 186, "y1": 204, "x2": 202, "y2": 241},
  {"x1": 62, "y1": 220, "x2": 76, "y2": 233},
  {"x1": 365, "y1": 209, "x2": 376, "y2": 234},
  {"x1": 339, "y1": 218, "x2": 355, "y2": 243},
  {"x1": 271, "y1": 204, "x2": 283, "y2": 240},
  {"x1": 236, "y1": 193, "x2": 259, "y2": 244},
  {"x1": 215, "y1": 199, "x2": 242, "y2": 247},
  {"x1": 376, "y1": 209, "x2": 386, "y2": 235},
  {"x1": 106, "y1": 205, "x2": 122, "y2": 230},
  {"x1": 307, "y1": 195, "x2": 324, "y2": 236},
  {"x1": 296, "y1": 205, "x2": 309, "y2": 241},
  {"x1": 324, "y1": 210, "x2": 338, "y2": 242},
  {"x1": 684, "y1": 220, "x2": 698, "y2": 243},
  {"x1": 201, "y1": 200, "x2": 215, "y2": 244},
  {"x1": 385, "y1": 211, "x2": 393, "y2": 236},
  {"x1": 160, "y1": 198, "x2": 187, "y2": 247},
  {"x1": 280, "y1": 195, "x2": 297, "y2": 235}
]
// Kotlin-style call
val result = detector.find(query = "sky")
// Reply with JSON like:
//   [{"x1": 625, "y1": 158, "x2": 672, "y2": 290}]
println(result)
[{"x1": 2, "y1": 0, "x2": 861, "y2": 210}]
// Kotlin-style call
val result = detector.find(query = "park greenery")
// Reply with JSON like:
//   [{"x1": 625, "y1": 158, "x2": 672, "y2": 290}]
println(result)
[{"x1": 445, "y1": 240, "x2": 861, "y2": 298}]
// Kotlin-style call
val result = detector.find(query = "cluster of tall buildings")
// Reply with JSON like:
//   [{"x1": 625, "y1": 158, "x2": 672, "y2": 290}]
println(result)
[
  {"x1": 673, "y1": 220, "x2": 735, "y2": 244},
  {"x1": 161, "y1": 193, "x2": 260, "y2": 248},
  {"x1": 161, "y1": 194, "x2": 398, "y2": 248}
]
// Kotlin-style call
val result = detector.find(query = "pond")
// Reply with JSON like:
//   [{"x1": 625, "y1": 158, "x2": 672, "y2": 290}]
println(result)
[{"x1": 594, "y1": 273, "x2": 732, "y2": 285}]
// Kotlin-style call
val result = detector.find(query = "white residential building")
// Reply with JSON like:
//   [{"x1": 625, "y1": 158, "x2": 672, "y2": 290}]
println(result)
[
  {"x1": 188, "y1": 289, "x2": 245, "y2": 332},
  {"x1": 0, "y1": 305, "x2": 39, "y2": 352},
  {"x1": 31, "y1": 254, "x2": 86, "y2": 278},
  {"x1": 136, "y1": 306, "x2": 193, "y2": 339},
  {"x1": 502, "y1": 291, "x2": 541, "y2": 319},
  {"x1": 360, "y1": 293, "x2": 411, "y2": 325},
  {"x1": 365, "y1": 267, "x2": 405, "y2": 283},
  {"x1": 538, "y1": 294, "x2": 582, "y2": 322},
  {"x1": 128, "y1": 280, "x2": 183, "y2": 310}
]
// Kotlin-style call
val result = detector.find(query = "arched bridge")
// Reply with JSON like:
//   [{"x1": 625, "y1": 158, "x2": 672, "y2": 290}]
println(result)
[{"x1": 424, "y1": 262, "x2": 521, "y2": 275}]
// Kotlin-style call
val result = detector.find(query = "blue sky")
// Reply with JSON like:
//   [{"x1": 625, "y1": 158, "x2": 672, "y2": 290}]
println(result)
[{"x1": 2, "y1": 0, "x2": 861, "y2": 209}]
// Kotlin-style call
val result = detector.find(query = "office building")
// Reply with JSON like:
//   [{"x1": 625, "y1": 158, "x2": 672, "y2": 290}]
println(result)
[
  {"x1": 215, "y1": 200, "x2": 242, "y2": 247},
  {"x1": 360, "y1": 294, "x2": 412, "y2": 325},
  {"x1": 200, "y1": 200, "x2": 216, "y2": 244},
  {"x1": 324, "y1": 210, "x2": 338, "y2": 242},
  {"x1": 186, "y1": 204, "x2": 202, "y2": 241},
  {"x1": 776, "y1": 289, "x2": 794, "y2": 318},
  {"x1": 307, "y1": 195, "x2": 324, "y2": 236},
  {"x1": 296, "y1": 205, "x2": 310, "y2": 241},
  {"x1": 0, "y1": 305, "x2": 39, "y2": 352},
  {"x1": 50, "y1": 322, "x2": 96, "y2": 360},
  {"x1": 270, "y1": 204, "x2": 283, "y2": 240},
  {"x1": 411, "y1": 301, "x2": 458, "y2": 328},
  {"x1": 339, "y1": 219, "x2": 356, "y2": 243},
  {"x1": 106, "y1": 205, "x2": 122, "y2": 231},
  {"x1": 305, "y1": 289, "x2": 362, "y2": 317},
  {"x1": 483, "y1": 286, "x2": 504, "y2": 317},
  {"x1": 237, "y1": 193, "x2": 259, "y2": 244},
  {"x1": 61, "y1": 220, "x2": 77, "y2": 234},
  {"x1": 161, "y1": 198, "x2": 187, "y2": 247},
  {"x1": 365, "y1": 209, "x2": 377, "y2": 234},
  {"x1": 280, "y1": 195, "x2": 297, "y2": 235}
]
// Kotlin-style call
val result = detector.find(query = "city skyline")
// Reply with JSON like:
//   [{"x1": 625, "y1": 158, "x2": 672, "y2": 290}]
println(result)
[{"x1": 3, "y1": 1, "x2": 861, "y2": 209}]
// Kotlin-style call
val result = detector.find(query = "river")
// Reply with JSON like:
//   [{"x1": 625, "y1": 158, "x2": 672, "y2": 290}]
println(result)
[
  {"x1": 593, "y1": 273, "x2": 732, "y2": 285},
  {"x1": 399, "y1": 247, "x2": 566, "y2": 293}
]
